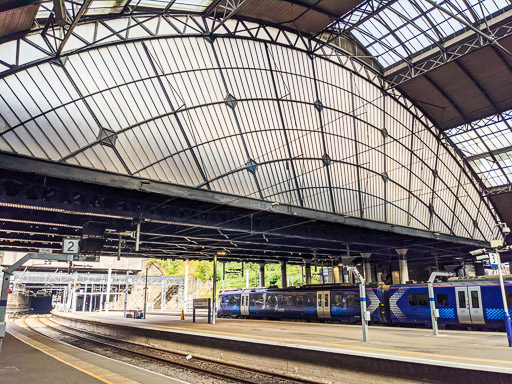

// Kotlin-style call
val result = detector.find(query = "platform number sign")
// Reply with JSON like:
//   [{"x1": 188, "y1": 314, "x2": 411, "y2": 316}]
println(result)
[
  {"x1": 62, "y1": 238, "x2": 80, "y2": 254},
  {"x1": 488, "y1": 252, "x2": 500, "y2": 269}
]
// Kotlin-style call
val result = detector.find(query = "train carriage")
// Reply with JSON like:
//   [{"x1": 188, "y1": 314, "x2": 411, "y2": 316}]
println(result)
[{"x1": 218, "y1": 275, "x2": 512, "y2": 331}]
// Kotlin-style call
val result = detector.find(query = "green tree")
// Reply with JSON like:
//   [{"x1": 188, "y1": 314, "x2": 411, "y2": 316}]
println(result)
[{"x1": 151, "y1": 259, "x2": 321, "y2": 288}]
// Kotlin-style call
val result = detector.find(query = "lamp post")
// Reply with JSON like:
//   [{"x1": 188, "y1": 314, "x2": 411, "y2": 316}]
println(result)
[
  {"x1": 123, "y1": 270, "x2": 132, "y2": 319},
  {"x1": 214, "y1": 251, "x2": 226, "y2": 325},
  {"x1": 143, "y1": 264, "x2": 148, "y2": 319}
]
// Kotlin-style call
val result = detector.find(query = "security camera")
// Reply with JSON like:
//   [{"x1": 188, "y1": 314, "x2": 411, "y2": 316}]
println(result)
[
  {"x1": 475, "y1": 255, "x2": 489, "y2": 261},
  {"x1": 469, "y1": 248, "x2": 486, "y2": 256},
  {"x1": 497, "y1": 222, "x2": 511, "y2": 235}
]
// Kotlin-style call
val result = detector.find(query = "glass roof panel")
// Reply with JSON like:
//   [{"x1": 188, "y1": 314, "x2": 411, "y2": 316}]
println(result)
[
  {"x1": 446, "y1": 109, "x2": 512, "y2": 188},
  {"x1": 343, "y1": 0, "x2": 510, "y2": 68},
  {"x1": 87, "y1": 0, "x2": 130, "y2": 15},
  {"x1": 137, "y1": 0, "x2": 213, "y2": 11},
  {"x1": 36, "y1": 0, "x2": 213, "y2": 20}
]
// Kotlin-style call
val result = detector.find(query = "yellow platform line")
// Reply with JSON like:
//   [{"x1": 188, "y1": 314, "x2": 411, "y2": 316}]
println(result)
[
  {"x1": 8, "y1": 326, "x2": 139, "y2": 384},
  {"x1": 144, "y1": 323, "x2": 512, "y2": 367}
]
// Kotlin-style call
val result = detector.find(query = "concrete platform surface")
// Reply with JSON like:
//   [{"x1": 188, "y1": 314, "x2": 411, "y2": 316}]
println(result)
[
  {"x1": 57, "y1": 311, "x2": 512, "y2": 373},
  {"x1": 0, "y1": 322, "x2": 188, "y2": 384}
]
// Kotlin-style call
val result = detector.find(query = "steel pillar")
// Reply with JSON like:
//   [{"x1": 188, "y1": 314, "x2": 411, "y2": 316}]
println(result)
[
  {"x1": 280, "y1": 260, "x2": 287, "y2": 288},
  {"x1": 304, "y1": 261, "x2": 312, "y2": 285},
  {"x1": 259, "y1": 263, "x2": 265, "y2": 287}
]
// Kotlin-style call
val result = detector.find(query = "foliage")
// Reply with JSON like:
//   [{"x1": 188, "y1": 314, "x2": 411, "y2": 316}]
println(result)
[{"x1": 151, "y1": 259, "x2": 322, "y2": 288}]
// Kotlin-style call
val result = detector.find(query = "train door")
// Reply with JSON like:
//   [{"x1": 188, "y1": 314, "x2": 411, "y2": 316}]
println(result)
[
  {"x1": 455, "y1": 286, "x2": 484, "y2": 324},
  {"x1": 316, "y1": 291, "x2": 331, "y2": 319},
  {"x1": 240, "y1": 293, "x2": 250, "y2": 316},
  {"x1": 467, "y1": 286, "x2": 484, "y2": 324}
]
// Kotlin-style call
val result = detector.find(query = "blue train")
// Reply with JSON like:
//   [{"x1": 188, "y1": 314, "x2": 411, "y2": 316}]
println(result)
[{"x1": 218, "y1": 275, "x2": 512, "y2": 330}]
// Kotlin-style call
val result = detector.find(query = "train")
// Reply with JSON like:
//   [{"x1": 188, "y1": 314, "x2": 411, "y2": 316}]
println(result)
[{"x1": 217, "y1": 275, "x2": 512, "y2": 330}]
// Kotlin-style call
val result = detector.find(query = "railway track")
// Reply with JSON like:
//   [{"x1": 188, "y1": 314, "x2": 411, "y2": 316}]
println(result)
[{"x1": 23, "y1": 315, "x2": 320, "y2": 384}]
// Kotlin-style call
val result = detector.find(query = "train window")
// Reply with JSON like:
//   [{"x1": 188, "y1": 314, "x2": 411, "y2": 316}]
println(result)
[
  {"x1": 266, "y1": 295, "x2": 278, "y2": 306},
  {"x1": 471, "y1": 291, "x2": 479, "y2": 308},
  {"x1": 345, "y1": 294, "x2": 360, "y2": 307},
  {"x1": 458, "y1": 291, "x2": 466, "y2": 308},
  {"x1": 318, "y1": 294, "x2": 322, "y2": 307},
  {"x1": 408, "y1": 294, "x2": 429, "y2": 306},
  {"x1": 436, "y1": 293, "x2": 449, "y2": 307},
  {"x1": 296, "y1": 295, "x2": 311, "y2": 306},
  {"x1": 251, "y1": 294, "x2": 264, "y2": 306},
  {"x1": 507, "y1": 292, "x2": 512, "y2": 307},
  {"x1": 333, "y1": 293, "x2": 345, "y2": 307},
  {"x1": 228, "y1": 296, "x2": 238, "y2": 305},
  {"x1": 281, "y1": 295, "x2": 293, "y2": 306}
]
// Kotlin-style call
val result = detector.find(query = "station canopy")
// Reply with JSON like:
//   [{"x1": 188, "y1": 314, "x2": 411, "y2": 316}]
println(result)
[{"x1": 0, "y1": 0, "x2": 511, "y2": 263}]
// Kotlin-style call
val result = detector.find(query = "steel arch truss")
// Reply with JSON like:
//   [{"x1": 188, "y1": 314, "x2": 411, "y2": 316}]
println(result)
[{"x1": 0, "y1": 15, "x2": 501, "y2": 243}]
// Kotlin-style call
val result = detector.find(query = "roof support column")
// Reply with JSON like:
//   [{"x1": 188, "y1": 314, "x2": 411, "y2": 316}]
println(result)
[
  {"x1": 280, "y1": 260, "x2": 287, "y2": 288},
  {"x1": 396, "y1": 248, "x2": 409, "y2": 284},
  {"x1": 304, "y1": 259, "x2": 312, "y2": 285},
  {"x1": 332, "y1": 263, "x2": 341, "y2": 284},
  {"x1": 259, "y1": 263, "x2": 265, "y2": 288}
]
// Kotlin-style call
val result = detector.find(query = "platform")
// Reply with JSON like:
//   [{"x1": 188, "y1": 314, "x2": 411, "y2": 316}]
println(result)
[
  {"x1": 53, "y1": 311, "x2": 512, "y2": 383},
  {"x1": 0, "y1": 322, "x2": 187, "y2": 384}
]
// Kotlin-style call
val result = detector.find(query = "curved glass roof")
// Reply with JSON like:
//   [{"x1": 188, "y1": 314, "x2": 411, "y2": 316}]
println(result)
[{"x1": 0, "y1": 17, "x2": 500, "y2": 241}]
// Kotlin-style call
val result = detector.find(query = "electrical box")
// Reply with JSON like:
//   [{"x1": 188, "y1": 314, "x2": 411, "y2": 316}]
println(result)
[
  {"x1": 365, "y1": 311, "x2": 371, "y2": 322},
  {"x1": 434, "y1": 309, "x2": 440, "y2": 319}
]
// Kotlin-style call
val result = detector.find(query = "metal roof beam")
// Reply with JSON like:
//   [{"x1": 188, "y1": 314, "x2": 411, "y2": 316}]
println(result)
[
  {"x1": 56, "y1": 0, "x2": 93, "y2": 56},
  {"x1": 386, "y1": 10, "x2": 512, "y2": 87},
  {"x1": 465, "y1": 144, "x2": 512, "y2": 162}
]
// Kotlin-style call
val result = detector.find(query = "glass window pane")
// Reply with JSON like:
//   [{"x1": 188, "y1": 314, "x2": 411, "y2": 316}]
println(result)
[
  {"x1": 471, "y1": 291, "x2": 479, "y2": 308},
  {"x1": 458, "y1": 291, "x2": 466, "y2": 308}
]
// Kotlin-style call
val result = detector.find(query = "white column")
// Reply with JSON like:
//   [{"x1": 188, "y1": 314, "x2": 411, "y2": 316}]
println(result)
[
  {"x1": 70, "y1": 273, "x2": 78, "y2": 312},
  {"x1": 161, "y1": 280, "x2": 165, "y2": 312},
  {"x1": 82, "y1": 283, "x2": 88, "y2": 312},
  {"x1": 364, "y1": 263, "x2": 372, "y2": 283},
  {"x1": 396, "y1": 249, "x2": 409, "y2": 284},
  {"x1": 89, "y1": 284, "x2": 94, "y2": 312},
  {"x1": 99, "y1": 285, "x2": 104, "y2": 312},
  {"x1": 246, "y1": 265, "x2": 250, "y2": 288},
  {"x1": 184, "y1": 261, "x2": 189, "y2": 312},
  {"x1": 105, "y1": 265, "x2": 112, "y2": 313},
  {"x1": 222, "y1": 262, "x2": 226, "y2": 290},
  {"x1": 212, "y1": 253, "x2": 218, "y2": 325}
]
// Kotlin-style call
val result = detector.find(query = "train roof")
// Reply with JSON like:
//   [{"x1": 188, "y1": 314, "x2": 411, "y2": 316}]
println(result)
[{"x1": 447, "y1": 275, "x2": 512, "y2": 282}]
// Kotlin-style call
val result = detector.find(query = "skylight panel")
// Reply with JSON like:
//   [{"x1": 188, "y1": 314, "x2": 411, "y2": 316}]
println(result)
[
  {"x1": 171, "y1": 0, "x2": 213, "y2": 12},
  {"x1": 86, "y1": 0, "x2": 130, "y2": 15},
  {"x1": 137, "y1": 0, "x2": 213, "y2": 11},
  {"x1": 344, "y1": 0, "x2": 510, "y2": 70},
  {"x1": 446, "y1": 110, "x2": 512, "y2": 188}
]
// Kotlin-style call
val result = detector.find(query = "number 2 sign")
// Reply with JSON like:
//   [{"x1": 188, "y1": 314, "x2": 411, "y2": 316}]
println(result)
[{"x1": 62, "y1": 238, "x2": 80, "y2": 254}]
